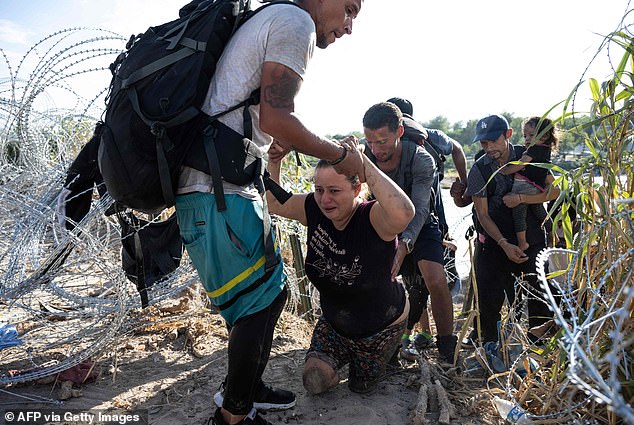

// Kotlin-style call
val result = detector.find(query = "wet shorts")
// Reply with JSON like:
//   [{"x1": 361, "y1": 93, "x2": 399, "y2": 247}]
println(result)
[
  {"x1": 175, "y1": 192, "x2": 284, "y2": 326},
  {"x1": 410, "y1": 218, "x2": 444, "y2": 265},
  {"x1": 305, "y1": 315, "x2": 406, "y2": 393}
]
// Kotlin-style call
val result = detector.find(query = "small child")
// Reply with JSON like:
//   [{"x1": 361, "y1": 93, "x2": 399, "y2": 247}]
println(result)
[{"x1": 502, "y1": 116, "x2": 559, "y2": 251}]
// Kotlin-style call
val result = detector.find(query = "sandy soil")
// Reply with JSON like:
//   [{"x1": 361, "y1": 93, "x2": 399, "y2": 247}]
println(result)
[{"x1": 2, "y1": 291, "x2": 504, "y2": 425}]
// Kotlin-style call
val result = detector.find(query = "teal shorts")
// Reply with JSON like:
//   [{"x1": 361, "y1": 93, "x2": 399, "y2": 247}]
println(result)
[{"x1": 175, "y1": 192, "x2": 285, "y2": 326}]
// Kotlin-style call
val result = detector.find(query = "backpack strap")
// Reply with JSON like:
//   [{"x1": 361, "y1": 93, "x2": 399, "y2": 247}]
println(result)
[
  {"x1": 263, "y1": 171, "x2": 293, "y2": 204},
  {"x1": 422, "y1": 139, "x2": 445, "y2": 177},
  {"x1": 118, "y1": 212, "x2": 150, "y2": 308},
  {"x1": 202, "y1": 88, "x2": 279, "y2": 272},
  {"x1": 401, "y1": 141, "x2": 416, "y2": 197},
  {"x1": 202, "y1": 125, "x2": 227, "y2": 210},
  {"x1": 198, "y1": 0, "x2": 302, "y2": 272},
  {"x1": 402, "y1": 140, "x2": 437, "y2": 218},
  {"x1": 401, "y1": 115, "x2": 445, "y2": 177}
]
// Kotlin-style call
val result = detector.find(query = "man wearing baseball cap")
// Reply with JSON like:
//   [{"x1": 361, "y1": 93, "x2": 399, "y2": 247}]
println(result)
[{"x1": 464, "y1": 114, "x2": 559, "y2": 344}]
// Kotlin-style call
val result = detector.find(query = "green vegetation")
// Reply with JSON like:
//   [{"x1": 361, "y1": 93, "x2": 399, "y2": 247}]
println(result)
[{"x1": 488, "y1": 29, "x2": 633, "y2": 423}]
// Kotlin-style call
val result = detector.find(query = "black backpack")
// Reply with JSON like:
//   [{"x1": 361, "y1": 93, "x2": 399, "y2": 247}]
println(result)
[
  {"x1": 98, "y1": 0, "x2": 296, "y2": 214},
  {"x1": 401, "y1": 114, "x2": 446, "y2": 180},
  {"x1": 57, "y1": 123, "x2": 184, "y2": 308}
]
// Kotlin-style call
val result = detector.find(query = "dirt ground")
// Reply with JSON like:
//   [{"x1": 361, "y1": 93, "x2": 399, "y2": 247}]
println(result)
[{"x1": 2, "y1": 290, "x2": 505, "y2": 425}]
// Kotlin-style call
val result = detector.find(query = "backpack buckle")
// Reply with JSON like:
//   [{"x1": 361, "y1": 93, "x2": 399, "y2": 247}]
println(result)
[
  {"x1": 203, "y1": 124, "x2": 218, "y2": 139},
  {"x1": 150, "y1": 122, "x2": 165, "y2": 138}
]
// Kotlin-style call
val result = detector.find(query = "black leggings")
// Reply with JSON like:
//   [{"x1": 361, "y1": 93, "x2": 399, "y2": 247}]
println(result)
[
  {"x1": 400, "y1": 250, "x2": 456, "y2": 331},
  {"x1": 223, "y1": 287, "x2": 287, "y2": 415},
  {"x1": 400, "y1": 255, "x2": 425, "y2": 330}
]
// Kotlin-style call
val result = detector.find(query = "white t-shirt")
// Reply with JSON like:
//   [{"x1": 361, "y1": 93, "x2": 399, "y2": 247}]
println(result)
[{"x1": 178, "y1": 4, "x2": 316, "y2": 197}]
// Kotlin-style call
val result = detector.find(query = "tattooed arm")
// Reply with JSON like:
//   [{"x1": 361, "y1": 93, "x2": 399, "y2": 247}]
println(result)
[{"x1": 259, "y1": 61, "x2": 364, "y2": 179}]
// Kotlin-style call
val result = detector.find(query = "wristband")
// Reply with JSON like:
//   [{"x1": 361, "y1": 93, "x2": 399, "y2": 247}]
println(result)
[
  {"x1": 327, "y1": 145, "x2": 347, "y2": 166},
  {"x1": 497, "y1": 237, "x2": 508, "y2": 246}
]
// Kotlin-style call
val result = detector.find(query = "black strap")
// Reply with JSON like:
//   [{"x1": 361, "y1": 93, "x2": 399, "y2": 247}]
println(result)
[
  {"x1": 216, "y1": 267, "x2": 275, "y2": 311},
  {"x1": 264, "y1": 173, "x2": 292, "y2": 204},
  {"x1": 119, "y1": 213, "x2": 150, "y2": 308},
  {"x1": 206, "y1": 91, "x2": 259, "y2": 122},
  {"x1": 243, "y1": 98, "x2": 255, "y2": 140},
  {"x1": 202, "y1": 124, "x2": 227, "y2": 211},
  {"x1": 120, "y1": 47, "x2": 196, "y2": 89},
  {"x1": 133, "y1": 229, "x2": 149, "y2": 308},
  {"x1": 422, "y1": 139, "x2": 445, "y2": 174},
  {"x1": 251, "y1": 159, "x2": 279, "y2": 273},
  {"x1": 155, "y1": 134, "x2": 175, "y2": 208},
  {"x1": 239, "y1": 87, "x2": 276, "y2": 272},
  {"x1": 128, "y1": 88, "x2": 199, "y2": 130}
]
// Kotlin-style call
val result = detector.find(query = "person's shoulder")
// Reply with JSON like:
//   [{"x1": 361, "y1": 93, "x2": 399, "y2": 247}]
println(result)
[
  {"x1": 510, "y1": 144, "x2": 526, "y2": 158},
  {"x1": 305, "y1": 192, "x2": 316, "y2": 209},
  {"x1": 258, "y1": 2, "x2": 311, "y2": 21},
  {"x1": 402, "y1": 116, "x2": 428, "y2": 142},
  {"x1": 407, "y1": 140, "x2": 433, "y2": 161},
  {"x1": 473, "y1": 149, "x2": 489, "y2": 166},
  {"x1": 526, "y1": 143, "x2": 550, "y2": 157},
  {"x1": 426, "y1": 128, "x2": 450, "y2": 139},
  {"x1": 248, "y1": 2, "x2": 312, "y2": 30},
  {"x1": 426, "y1": 128, "x2": 454, "y2": 153},
  {"x1": 407, "y1": 142, "x2": 435, "y2": 173}
]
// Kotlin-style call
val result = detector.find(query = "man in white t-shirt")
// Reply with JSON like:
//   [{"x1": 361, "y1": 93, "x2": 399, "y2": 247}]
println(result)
[{"x1": 175, "y1": 1, "x2": 364, "y2": 425}]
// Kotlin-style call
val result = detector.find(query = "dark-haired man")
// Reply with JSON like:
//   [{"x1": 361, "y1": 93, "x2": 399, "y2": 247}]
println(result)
[
  {"x1": 176, "y1": 1, "x2": 365, "y2": 424},
  {"x1": 386, "y1": 97, "x2": 467, "y2": 357},
  {"x1": 362, "y1": 102, "x2": 458, "y2": 364}
]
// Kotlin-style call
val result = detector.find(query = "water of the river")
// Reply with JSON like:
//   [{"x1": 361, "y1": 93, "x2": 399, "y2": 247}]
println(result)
[{"x1": 440, "y1": 188, "x2": 473, "y2": 282}]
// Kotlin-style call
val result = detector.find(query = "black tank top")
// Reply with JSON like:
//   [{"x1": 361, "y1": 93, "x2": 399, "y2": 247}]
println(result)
[{"x1": 304, "y1": 194, "x2": 406, "y2": 338}]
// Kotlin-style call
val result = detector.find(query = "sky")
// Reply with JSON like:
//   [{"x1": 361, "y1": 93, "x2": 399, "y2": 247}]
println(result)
[{"x1": 0, "y1": 0, "x2": 632, "y2": 137}]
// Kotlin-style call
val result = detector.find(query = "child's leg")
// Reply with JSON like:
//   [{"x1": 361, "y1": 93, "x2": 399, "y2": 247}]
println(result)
[
  {"x1": 512, "y1": 202, "x2": 530, "y2": 251},
  {"x1": 511, "y1": 178, "x2": 537, "y2": 251}
]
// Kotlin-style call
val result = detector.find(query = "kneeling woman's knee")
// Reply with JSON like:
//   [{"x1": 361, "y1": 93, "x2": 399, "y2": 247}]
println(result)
[{"x1": 303, "y1": 359, "x2": 338, "y2": 395}]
